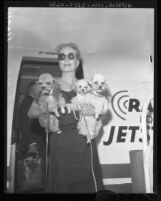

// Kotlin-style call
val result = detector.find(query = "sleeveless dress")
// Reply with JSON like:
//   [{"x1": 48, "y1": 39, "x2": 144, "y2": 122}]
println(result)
[{"x1": 45, "y1": 90, "x2": 104, "y2": 193}]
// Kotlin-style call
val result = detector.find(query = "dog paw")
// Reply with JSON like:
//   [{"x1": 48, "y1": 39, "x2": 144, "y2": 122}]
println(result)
[
  {"x1": 57, "y1": 130, "x2": 62, "y2": 134},
  {"x1": 78, "y1": 105, "x2": 82, "y2": 111},
  {"x1": 86, "y1": 138, "x2": 91, "y2": 144},
  {"x1": 66, "y1": 104, "x2": 72, "y2": 113},
  {"x1": 55, "y1": 111, "x2": 60, "y2": 117},
  {"x1": 95, "y1": 113, "x2": 99, "y2": 119},
  {"x1": 91, "y1": 135, "x2": 95, "y2": 140},
  {"x1": 61, "y1": 107, "x2": 65, "y2": 114}
]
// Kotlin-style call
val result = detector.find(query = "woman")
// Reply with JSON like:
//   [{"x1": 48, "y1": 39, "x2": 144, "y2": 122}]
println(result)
[{"x1": 28, "y1": 43, "x2": 104, "y2": 193}]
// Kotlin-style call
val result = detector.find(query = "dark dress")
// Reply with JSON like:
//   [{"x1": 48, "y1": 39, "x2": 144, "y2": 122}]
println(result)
[{"x1": 46, "y1": 90, "x2": 104, "y2": 193}]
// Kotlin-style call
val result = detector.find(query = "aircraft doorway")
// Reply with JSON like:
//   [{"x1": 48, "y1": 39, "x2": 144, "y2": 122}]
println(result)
[{"x1": 10, "y1": 56, "x2": 61, "y2": 193}]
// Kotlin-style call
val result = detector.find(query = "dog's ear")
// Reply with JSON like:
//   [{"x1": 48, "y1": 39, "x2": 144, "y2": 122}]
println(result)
[
  {"x1": 52, "y1": 79, "x2": 62, "y2": 97},
  {"x1": 33, "y1": 83, "x2": 41, "y2": 100},
  {"x1": 72, "y1": 81, "x2": 78, "y2": 92},
  {"x1": 54, "y1": 80, "x2": 61, "y2": 90},
  {"x1": 36, "y1": 80, "x2": 41, "y2": 87},
  {"x1": 87, "y1": 79, "x2": 92, "y2": 87},
  {"x1": 35, "y1": 81, "x2": 41, "y2": 89},
  {"x1": 105, "y1": 80, "x2": 108, "y2": 89},
  {"x1": 52, "y1": 77, "x2": 60, "y2": 88}
]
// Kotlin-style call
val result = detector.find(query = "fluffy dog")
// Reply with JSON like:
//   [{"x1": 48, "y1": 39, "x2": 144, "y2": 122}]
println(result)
[
  {"x1": 71, "y1": 75, "x2": 109, "y2": 143},
  {"x1": 71, "y1": 79, "x2": 91, "y2": 109},
  {"x1": 89, "y1": 73, "x2": 109, "y2": 119},
  {"x1": 35, "y1": 73, "x2": 66, "y2": 134},
  {"x1": 88, "y1": 73, "x2": 109, "y2": 139},
  {"x1": 71, "y1": 79, "x2": 99, "y2": 143}
]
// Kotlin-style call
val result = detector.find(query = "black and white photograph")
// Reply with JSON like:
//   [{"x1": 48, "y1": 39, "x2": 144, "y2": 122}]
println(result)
[{"x1": 6, "y1": 2, "x2": 155, "y2": 196}]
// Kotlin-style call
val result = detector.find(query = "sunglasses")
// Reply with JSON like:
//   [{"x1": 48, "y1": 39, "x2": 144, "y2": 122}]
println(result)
[{"x1": 58, "y1": 52, "x2": 77, "y2": 61}]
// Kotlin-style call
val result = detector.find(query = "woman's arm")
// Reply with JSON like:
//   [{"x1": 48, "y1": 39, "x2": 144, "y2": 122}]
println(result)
[{"x1": 27, "y1": 100, "x2": 47, "y2": 119}]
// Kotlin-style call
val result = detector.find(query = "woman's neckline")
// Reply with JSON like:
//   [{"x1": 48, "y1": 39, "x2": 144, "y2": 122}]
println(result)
[
  {"x1": 57, "y1": 77, "x2": 77, "y2": 92},
  {"x1": 61, "y1": 89, "x2": 73, "y2": 93}
]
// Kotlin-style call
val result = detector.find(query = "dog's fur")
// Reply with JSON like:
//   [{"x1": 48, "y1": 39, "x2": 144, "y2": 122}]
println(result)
[
  {"x1": 89, "y1": 73, "x2": 109, "y2": 119},
  {"x1": 87, "y1": 74, "x2": 109, "y2": 140},
  {"x1": 35, "y1": 73, "x2": 66, "y2": 134},
  {"x1": 71, "y1": 75, "x2": 109, "y2": 143},
  {"x1": 71, "y1": 79, "x2": 91, "y2": 110}
]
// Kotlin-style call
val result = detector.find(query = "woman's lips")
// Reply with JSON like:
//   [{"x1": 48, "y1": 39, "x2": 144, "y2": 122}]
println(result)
[{"x1": 64, "y1": 63, "x2": 71, "y2": 66}]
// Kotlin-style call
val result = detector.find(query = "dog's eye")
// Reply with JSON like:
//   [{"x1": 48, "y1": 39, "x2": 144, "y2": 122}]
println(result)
[
  {"x1": 95, "y1": 81, "x2": 98, "y2": 84},
  {"x1": 46, "y1": 82, "x2": 51, "y2": 85},
  {"x1": 101, "y1": 82, "x2": 105, "y2": 85},
  {"x1": 38, "y1": 82, "x2": 42, "y2": 85},
  {"x1": 79, "y1": 86, "x2": 82, "y2": 88}
]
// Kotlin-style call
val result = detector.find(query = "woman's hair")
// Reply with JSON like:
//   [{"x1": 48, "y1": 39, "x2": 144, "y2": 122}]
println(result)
[
  {"x1": 75, "y1": 59, "x2": 84, "y2": 79},
  {"x1": 55, "y1": 42, "x2": 84, "y2": 79},
  {"x1": 26, "y1": 81, "x2": 38, "y2": 97},
  {"x1": 56, "y1": 42, "x2": 81, "y2": 59}
]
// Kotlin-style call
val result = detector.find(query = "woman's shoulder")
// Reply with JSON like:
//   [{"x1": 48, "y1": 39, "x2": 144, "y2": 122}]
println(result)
[{"x1": 56, "y1": 77, "x2": 78, "y2": 84}]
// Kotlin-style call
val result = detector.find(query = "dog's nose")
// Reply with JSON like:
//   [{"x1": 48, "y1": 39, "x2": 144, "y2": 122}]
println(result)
[
  {"x1": 99, "y1": 86, "x2": 102, "y2": 89},
  {"x1": 41, "y1": 86, "x2": 46, "y2": 89}
]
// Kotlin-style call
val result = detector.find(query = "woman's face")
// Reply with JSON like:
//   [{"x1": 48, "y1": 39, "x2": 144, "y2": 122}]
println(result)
[{"x1": 58, "y1": 47, "x2": 79, "y2": 73}]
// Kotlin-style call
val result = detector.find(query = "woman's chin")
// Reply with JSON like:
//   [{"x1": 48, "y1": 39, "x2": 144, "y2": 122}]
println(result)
[{"x1": 62, "y1": 67, "x2": 75, "y2": 72}]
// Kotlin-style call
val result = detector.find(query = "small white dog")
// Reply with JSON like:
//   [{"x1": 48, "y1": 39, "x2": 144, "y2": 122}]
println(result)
[
  {"x1": 71, "y1": 79, "x2": 91, "y2": 110},
  {"x1": 88, "y1": 74, "x2": 109, "y2": 139},
  {"x1": 89, "y1": 73, "x2": 109, "y2": 119},
  {"x1": 35, "y1": 73, "x2": 66, "y2": 134},
  {"x1": 71, "y1": 79, "x2": 96, "y2": 143},
  {"x1": 71, "y1": 75, "x2": 109, "y2": 143}
]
